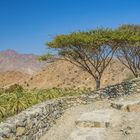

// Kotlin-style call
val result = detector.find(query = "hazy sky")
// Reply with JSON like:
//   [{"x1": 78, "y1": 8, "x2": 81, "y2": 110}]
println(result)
[{"x1": 0, "y1": 0, "x2": 140, "y2": 54}]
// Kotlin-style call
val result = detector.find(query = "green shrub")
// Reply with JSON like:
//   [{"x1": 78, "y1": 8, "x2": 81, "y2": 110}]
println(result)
[
  {"x1": 0, "y1": 87, "x2": 92, "y2": 122},
  {"x1": 123, "y1": 74, "x2": 135, "y2": 82}
]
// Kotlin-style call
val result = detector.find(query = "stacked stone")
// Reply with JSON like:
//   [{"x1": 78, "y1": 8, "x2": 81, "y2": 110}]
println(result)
[
  {"x1": 0, "y1": 78, "x2": 140, "y2": 140},
  {"x1": 0, "y1": 100, "x2": 64, "y2": 140}
]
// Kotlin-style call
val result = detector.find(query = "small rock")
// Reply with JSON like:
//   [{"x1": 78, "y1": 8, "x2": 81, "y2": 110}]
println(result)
[{"x1": 16, "y1": 127, "x2": 25, "y2": 136}]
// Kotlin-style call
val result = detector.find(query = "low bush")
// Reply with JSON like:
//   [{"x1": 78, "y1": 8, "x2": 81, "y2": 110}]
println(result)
[{"x1": 0, "y1": 86, "x2": 92, "y2": 122}]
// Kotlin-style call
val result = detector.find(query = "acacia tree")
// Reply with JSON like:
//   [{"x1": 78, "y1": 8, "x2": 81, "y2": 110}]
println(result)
[
  {"x1": 116, "y1": 25, "x2": 140, "y2": 78},
  {"x1": 47, "y1": 29, "x2": 118, "y2": 89}
]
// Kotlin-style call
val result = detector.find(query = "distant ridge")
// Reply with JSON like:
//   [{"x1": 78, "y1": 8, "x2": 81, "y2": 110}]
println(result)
[
  {"x1": 0, "y1": 49, "x2": 133, "y2": 89},
  {"x1": 0, "y1": 49, "x2": 47, "y2": 74}
]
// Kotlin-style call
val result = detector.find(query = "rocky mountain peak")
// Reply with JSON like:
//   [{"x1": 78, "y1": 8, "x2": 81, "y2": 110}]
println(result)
[{"x1": 0, "y1": 49, "x2": 47, "y2": 74}]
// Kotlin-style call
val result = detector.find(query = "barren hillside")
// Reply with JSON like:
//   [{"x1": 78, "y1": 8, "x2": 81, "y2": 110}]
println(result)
[
  {"x1": 0, "y1": 50, "x2": 134, "y2": 89},
  {"x1": 0, "y1": 71, "x2": 29, "y2": 88},
  {"x1": 23, "y1": 59, "x2": 133, "y2": 89}
]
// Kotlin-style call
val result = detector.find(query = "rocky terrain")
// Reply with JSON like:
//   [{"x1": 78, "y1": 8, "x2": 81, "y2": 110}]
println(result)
[
  {"x1": 23, "y1": 59, "x2": 132, "y2": 90},
  {"x1": 0, "y1": 78, "x2": 140, "y2": 140},
  {"x1": 40, "y1": 94, "x2": 140, "y2": 140},
  {"x1": 0, "y1": 49, "x2": 134, "y2": 89}
]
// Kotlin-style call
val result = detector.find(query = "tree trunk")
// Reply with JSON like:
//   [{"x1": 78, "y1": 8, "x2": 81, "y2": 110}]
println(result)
[
  {"x1": 133, "y1": 71, "x2": 139, "y2": 78},
  {"x1": 95, "y1": 79, "x2": 101, "y2": 90},
  {"x1": 135, "y1": 74, "x2": 139, "y2": 78}
]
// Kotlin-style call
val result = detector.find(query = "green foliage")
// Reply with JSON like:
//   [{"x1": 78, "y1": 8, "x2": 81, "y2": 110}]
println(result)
[
  {"x1": 116, "y1": 24, "x2": 140, "y2": 43},
  {"x1": 47, "y1": 29, "x2": 117, "y2": 49},
  {"x1": 0, "y1": 86, "x2": 92, "y2": 122},
  {"x1": 116, "y1": 24, "x2": 140, "y2": 77},
  {"x1": 123, "y1": 74, "x2": 135, "y2": 82},
  {"x1": 47, "y1": 27, "x2": 140, "y2": 52},
  {"x1": 8, "y1": 86, "x2": 28, "y2": 114},
  {"x1": 5, "y1": 84, "x2": 22, "y2": 93},
  {"x1": 38, "y1": 53, "x2": 54, "y2": 61}
]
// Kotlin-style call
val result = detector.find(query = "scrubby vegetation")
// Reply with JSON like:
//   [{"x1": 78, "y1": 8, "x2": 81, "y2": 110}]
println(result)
[
  {"x1": 1, "y1": 24, "x2": 140, "y2": 122},
  {"x1": 0, "y1": 85, "x2": 92, "y2": 122},
  {"x1": 123, "y1": 74, "x2": 136, "y2": 82}
]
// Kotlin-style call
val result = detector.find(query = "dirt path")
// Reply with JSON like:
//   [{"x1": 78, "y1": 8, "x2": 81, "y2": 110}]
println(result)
[
  {"x1": 40, "y1": 94, "x2": 140, "y2": 140},
  {"x1": 40, "y1": 100, "x2": 110, "y2": 140}
]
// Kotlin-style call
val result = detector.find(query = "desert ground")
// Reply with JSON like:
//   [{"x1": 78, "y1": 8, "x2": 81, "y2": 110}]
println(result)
[{"x1": 40, "y1": 93, "x2": 140, "y2": 140}]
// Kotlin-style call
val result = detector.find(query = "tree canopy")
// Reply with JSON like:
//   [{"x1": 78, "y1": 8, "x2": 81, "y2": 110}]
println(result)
[
  {"x1": 115, "y1": 24, "x2": 140, "y2": 77},
  {"x1": 47, "y1": 28, "x2": 119, "y2": 89},
  {"x1": 42, "y1": 24, "x2": 140, "y2": 89}
]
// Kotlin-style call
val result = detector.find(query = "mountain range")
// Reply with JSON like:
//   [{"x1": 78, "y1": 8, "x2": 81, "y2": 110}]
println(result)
[{"x1": 0, "y1": 49, "x2": 46, "y2": 74}]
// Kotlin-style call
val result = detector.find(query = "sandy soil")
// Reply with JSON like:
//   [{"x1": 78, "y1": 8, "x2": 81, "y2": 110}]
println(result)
[
  {"x1": 106, "y1": 111, "x2": 140, "y2": 140},
  {"x1": 40, "y1": 94, "x2": 140, "y2": 140},
  {"x1": 106, "y1": 93, "x2": 140, "y2": 140},
  {"x1": 25, "y1": 59, "x2": 131, "y2": 90}
]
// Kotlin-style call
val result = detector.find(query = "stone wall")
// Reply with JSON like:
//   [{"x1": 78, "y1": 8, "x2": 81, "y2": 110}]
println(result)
[{"x1": 0, "y1": 78, "x2": 140, "y2": 140}]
